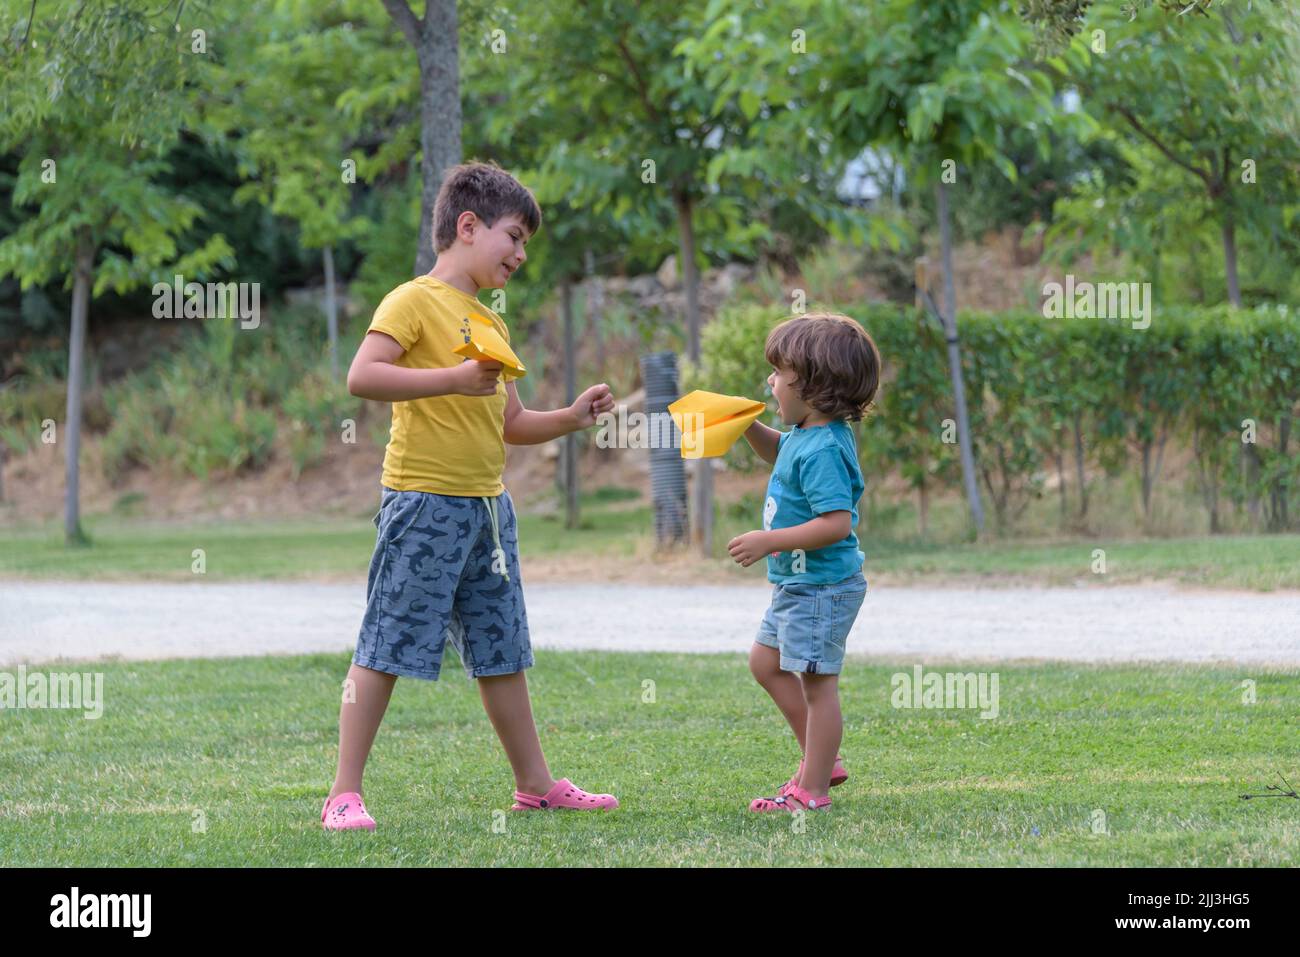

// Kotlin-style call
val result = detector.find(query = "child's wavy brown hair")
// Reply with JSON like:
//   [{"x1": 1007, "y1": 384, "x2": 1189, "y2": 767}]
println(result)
[
  {"x1": 433, "y1": 161, "x2": 542, "y2": 253},
  {"x1": 764, "y1": 312, "x2": 882, "y2": 422}
]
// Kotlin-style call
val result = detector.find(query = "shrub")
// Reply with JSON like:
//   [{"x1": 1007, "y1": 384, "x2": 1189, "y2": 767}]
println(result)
[{"x1": 699, "y1": 301, "x2": 1300, "y2": 534}]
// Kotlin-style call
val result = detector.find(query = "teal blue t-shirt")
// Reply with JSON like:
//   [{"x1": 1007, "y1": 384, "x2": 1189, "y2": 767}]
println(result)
[{"x1": 763, "y1": 419, "x2": 865, "y2": 584}]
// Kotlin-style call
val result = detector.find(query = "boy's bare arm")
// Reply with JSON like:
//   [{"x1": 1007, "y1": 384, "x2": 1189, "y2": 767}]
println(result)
[
  {"x1": 346, "y1": 331, "x2": 501, "y2": 401},
  {"x1": 727, "y1": 511, "x2": 852, "y2": 567},
  {"x1": 503, "y1": 381, "x2": 615, "y2": 445},
  {"x1": 743, "y1": 419, "x2": 782, "y2": 465}
]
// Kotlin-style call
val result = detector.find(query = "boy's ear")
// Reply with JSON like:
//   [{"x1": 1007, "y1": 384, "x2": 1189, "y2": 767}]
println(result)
[{"x1": 455, "y1": 210, "x2": 479, "y2": 243}]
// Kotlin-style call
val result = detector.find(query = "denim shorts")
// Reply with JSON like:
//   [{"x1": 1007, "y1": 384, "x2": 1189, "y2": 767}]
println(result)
[
  {"x1": 754, "y1": 571, "x2": 867, "y2": 675},
  {"x1": 353, "y1": 486, "x2": 533, "y2": 681}
]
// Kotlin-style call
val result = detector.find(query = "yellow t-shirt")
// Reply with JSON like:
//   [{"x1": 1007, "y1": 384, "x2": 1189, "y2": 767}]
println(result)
[{"x1": 367, "y1": 275, "x2": 510, "y2": 496}]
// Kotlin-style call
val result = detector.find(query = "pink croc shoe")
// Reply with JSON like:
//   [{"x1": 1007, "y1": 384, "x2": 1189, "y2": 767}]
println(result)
[
  {"x1": 779, "y1": 754, "x2": 848, "y2": 796},
  {"x1": 321, "y1": 791, "x2": 376, "y2": 831},
  {"x1": 511, "y1": 777, "x2": 619, "y2": 811},
  {"x1": 750, "y1": 783, "x2": 832, "y2": 813}
]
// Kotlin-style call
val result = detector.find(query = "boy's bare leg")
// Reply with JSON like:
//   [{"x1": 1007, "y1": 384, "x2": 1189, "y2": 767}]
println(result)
[
  {"x1": 329, "y1": 663, "x2": 398, "y2": 800},
  {"x1": 748, "y1": 642, "x2": 809, "y2": 752},
  {"x1": 798, "y1": 673, "x2": 842, "y2": 799},
  {"x1": 478, "y1": 671, "x2": 556, "y2": 796}
]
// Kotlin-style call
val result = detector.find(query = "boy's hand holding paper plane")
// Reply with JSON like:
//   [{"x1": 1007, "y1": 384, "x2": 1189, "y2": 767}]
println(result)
[
  {"x1": 454, "y1": 313, "x2": 527, "y2": 380},
  {"x1": 668, "y1": 389, "x2": 766, "y2": 459}
]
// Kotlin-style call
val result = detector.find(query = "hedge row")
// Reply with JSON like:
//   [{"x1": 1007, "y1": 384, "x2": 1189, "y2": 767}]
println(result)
[{"x1": 698, "y1": 303, "x2": 1299, "y2": 532}]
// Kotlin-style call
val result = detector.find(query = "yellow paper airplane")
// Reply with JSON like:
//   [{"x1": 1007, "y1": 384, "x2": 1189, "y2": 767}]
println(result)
[
  {"x1": 453, "y1": 313, "x2": 526, "y2": 380},
  {"x1": 668, "y1": 389, "x2": 766, "y2": 459}
]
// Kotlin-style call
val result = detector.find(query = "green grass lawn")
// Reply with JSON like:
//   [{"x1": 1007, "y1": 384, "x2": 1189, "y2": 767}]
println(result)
[
  {"x1": 1, "y1": 650, "x2": 1294, "y2": 866},
  {"x1": 3, "y1": 496, "x2": 1300, "y2": 589},
  {"x1": 0, "y1": 511, "x2": 646, "y2": 581}
]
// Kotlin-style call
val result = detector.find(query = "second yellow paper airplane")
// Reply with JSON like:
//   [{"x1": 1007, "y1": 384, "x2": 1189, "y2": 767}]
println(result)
[
  {"x1": 453, "y1": 313, "x2": 527, "y2": 381},
  {"x1": 668, "y1": 389, "x2": 766, "y2": 459}
]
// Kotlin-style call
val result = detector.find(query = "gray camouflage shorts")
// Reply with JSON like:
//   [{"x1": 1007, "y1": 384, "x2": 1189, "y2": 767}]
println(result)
[{"x1": 352, "y1": 486, "x2": 533, "y2": 681}]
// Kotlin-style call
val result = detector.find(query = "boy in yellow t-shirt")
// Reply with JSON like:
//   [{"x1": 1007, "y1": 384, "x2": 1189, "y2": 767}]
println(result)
[{"x1": 321, "y1": 162, "x2": 619, "y2": 830}]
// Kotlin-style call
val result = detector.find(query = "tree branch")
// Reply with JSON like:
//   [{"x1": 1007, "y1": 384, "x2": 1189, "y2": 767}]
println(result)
[
  {"x1": 1108, "y1": 102, "x2": 1215, "y2": 190},
  {"x1": 612, "y1": 28, "x2": 662, "y2": 125},
  {"x1": 381, "y1": 0, "x2": 421, "y2": 47},
  {"x1": 1220, "y1": 6, "x2": 1242, "y2": 45},
  {"x1": 18, "y1": 0, "x2": 36, "y2": 52},
  {"x1": 570, "y1": 0, "x2": 665, "y2": 134}
]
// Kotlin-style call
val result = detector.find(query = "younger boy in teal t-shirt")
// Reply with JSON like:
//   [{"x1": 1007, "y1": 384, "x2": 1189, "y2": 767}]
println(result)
[{"x1": 728, "y1": 312, "x2": 882, "y2": 816}]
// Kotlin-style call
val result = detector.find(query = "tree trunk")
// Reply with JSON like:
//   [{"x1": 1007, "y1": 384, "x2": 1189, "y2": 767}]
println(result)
[
  {"x1": 1270, "y1": 413, "x2": 1291, "y2": 531},
  {"x1": 675, "y1": 191, "x2": 702, "y2": 362},
  {"x1": 1055, "y1": 444, "x2": 1066, "y2": 524},
  {"x1": 996, "y1": 444, "x2": 1012, "y2": 528},
  {"x1": 584, "y1": 249, "x2": 605, "y2": 372},
  {"x1": 1242, "y1": 441, "x2": 1262, "y2": 525},
  {"x1": 1192, "y1": 430, "x2": 1221, "y2": 533},
  {"x1": 676, "y1": 189, "x2": 712, "y2": 555},
  {"x1": 561, "y1": 280, "x2": 579, "y2": 530},
  {"x1": 383, "y1": 0, "x2": 462, "y2": 276},
  {"x1": 65, "y1": 229, "x2": 94, "y2": 545},
  {"x1": 918, "y1": 477, "x2": 929, "y2": 537},
  {"x1": 323, "y1": 245, "x2": 339, "y2": 380},
  {"x1": 1221, "y1": 214, "x2": 1242, "y2": 308},
  {"x1": 1154, "y1": 429, "x2": 1168, "y2": 489},
  {"x1": 1140, "y1": 428, "x2": 1169, "y2": 520},
  {"x1": 1140, "y1": 440, "x2": 1153, "y2": 519},
  {"x1": 979, "y1": 462, "x2": 1005, "y2": 531},
  {"x1": 935, "y1": 180, "x2": 985, "y2": 536},
  {"x1": 1073, "y1": 413, "x2": 1088, "y2": 519}
]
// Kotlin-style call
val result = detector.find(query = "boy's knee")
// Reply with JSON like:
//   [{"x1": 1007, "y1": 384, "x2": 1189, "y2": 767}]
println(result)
[
  {"x1": 748, "y1": 644, "x2": 780, "y2": 682},
  {"x1": 799, "y1": 672, "x2": 837, "y2": 701},
  {"x1": 351, "y1": 663, "x2": 397, "y2": 683}
]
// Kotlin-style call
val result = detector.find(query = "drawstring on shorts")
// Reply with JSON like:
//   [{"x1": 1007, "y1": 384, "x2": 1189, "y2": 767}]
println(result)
[{"x1": 481, "y1": 495, "x2": 509, "y2": 581}]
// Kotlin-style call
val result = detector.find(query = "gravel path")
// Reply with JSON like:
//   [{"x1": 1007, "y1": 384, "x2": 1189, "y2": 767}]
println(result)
[{"x1": 2, "y1": 580, "x2": 1297, "y2": 668}]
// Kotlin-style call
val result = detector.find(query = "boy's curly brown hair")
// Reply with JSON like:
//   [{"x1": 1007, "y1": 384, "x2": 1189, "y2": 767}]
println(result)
[
  {"x1": 764, "y1": 312, "x2": 882, "y2": 422},
  {"x1": 433, "y1": 161, "x2": 542, "y2": 253}
]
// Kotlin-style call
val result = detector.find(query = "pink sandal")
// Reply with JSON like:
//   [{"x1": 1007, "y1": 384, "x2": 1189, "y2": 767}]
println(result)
[
  {"x1": 321, "y1": 791, "x2": 377, "y2": 831},
  {"x1": 778, "y1": 755, "x2": 848, "y2": 796},
  {"x1": 511, "y1": 777, "x2": 618, "y2": 811},
  {"x1": 750, "y1": 783, "x2": 832, "y2": 813}
]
